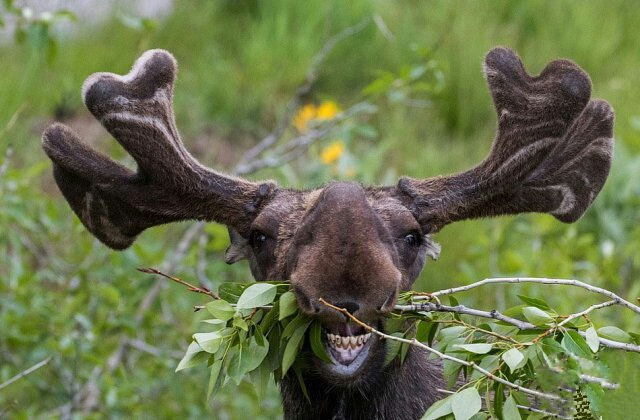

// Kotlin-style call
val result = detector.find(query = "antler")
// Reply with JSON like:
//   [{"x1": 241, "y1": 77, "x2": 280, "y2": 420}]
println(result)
[
  {"x1": 398, "y1": 47, "x2": 614, "y2": 232},
  {"x1": 42, "y1": 50, "x2": 275, "y2": 249}
]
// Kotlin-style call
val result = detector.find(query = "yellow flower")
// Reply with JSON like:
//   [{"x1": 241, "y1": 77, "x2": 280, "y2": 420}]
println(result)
[
  {"x1": 321, "y1": 141, "x2": 345, "y2": 165},
  {"x1": 293, "y1": 103, "x2": 317, "y2": 132},
  {"x1": 315, "y1": 101, "x2": 340, "y2": 120}
]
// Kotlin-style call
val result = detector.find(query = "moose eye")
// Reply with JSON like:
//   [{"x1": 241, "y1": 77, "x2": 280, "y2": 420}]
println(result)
[
  {"x1": 250, "y1": 231, "x2": 268, "y2": 249},
  {"x1": 403, "y1": 232, "x2": 421, "y2": 247}
]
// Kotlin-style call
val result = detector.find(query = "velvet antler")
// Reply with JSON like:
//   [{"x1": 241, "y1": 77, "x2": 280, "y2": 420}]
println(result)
[
  {"x1": 42, "y1": 50, "x2": 275, "y2": 249},
  {"x1": 398, "y1": 47, "x2": 614, "y2": 232}
]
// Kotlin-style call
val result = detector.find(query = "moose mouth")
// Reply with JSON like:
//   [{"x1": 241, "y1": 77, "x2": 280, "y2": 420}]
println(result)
[{"x1": 323, "y1": 323, "x2": 375, "y2": 376}]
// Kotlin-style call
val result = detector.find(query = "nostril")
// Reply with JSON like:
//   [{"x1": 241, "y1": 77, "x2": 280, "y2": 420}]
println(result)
[
  {"x1": 378, "y1": 289, "x2": 398, "y2": 313},
  {"x1": 292, "y1": 286, "x2": 316, "y2": 314},
  {"x1": 336, "y1": 301, "x2": 360, "y2": 315}
]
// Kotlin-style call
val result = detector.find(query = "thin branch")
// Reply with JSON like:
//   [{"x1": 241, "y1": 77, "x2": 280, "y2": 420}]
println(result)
[
  {"x1": 0, "y1": 356, "x2": 51, "y2": 391},
  {"x1": 126, "y1": 339, "x2": 183, "y2": 359},
  {"x1": 238, "y1": 17, "x2": 371, "y2": 166},
  {"x1": 399, "y1": 300, "x2": 640, "y2": 353},
  {"x1": 235, "y1": 101, "x2": 374, "y2": 175},
  {"x1": 435, "y1": 388, "x2": 572, "y2": 420},
  {"x1": 137, "y1": 267, "x2": 219, "y2": 299},
  {"x1": 423, "y1": 277, "x2": 640, "y2": 317},
  {"x1": 396, "y1": 301, "x2": 537, "y2": 330},
  {"x1": 556, "y1": 300, "x2": 617, "y2": 328},
  {"x1": 578, "y1": 331, "x2": 640, "y2": 352},
  {"x1": 319, "y1": 298, "x2": 566, "y2": 404},
  {"x1": 547, "y1": 368, "x2": 619, "y2": 391}
]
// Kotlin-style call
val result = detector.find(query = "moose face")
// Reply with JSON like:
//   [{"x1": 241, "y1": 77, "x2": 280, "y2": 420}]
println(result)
[
  {"x1": 42, "y1": 47, "x2": 614, "y2": 385},
  {"x1": 227, "y1": 181, "x2": 440, "y2": 381}
]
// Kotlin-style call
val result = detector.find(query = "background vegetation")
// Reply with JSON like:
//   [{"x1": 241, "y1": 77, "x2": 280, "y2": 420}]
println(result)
[{"x1": 1, "y1": 1, "x2": 639, "y2": 418}]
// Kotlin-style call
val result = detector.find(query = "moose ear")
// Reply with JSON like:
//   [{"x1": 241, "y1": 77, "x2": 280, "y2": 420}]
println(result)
[{"x1": 398, "y1": 47, "x2": 614, "y2": 232}]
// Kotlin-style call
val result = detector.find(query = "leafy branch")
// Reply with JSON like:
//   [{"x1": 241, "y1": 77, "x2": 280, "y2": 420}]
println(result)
[{"x1": 151, "y1": 268, "x2": 639, "y2": 419}]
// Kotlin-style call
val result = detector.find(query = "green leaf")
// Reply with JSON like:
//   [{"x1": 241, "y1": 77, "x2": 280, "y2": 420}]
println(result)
[
  {"x1": 453, "y1": 343, "x2": 493, "y2": 354},
  {"x1": 451, "y1": 387, "x2": 481, "y2": 420},
  {"x1": 206, "y1": 300, "x2": 235, "y2": 321},
  {"x1": 282, "y1": 318, "x2": 312, "y2": 375},
  {"x1": 243, "y1": 336, "x2": 270, "y2": 372},
  {"x1": 282, "y1": 313, "x2": 312, "y2": 339},
  {"x1": 384, "y1": 332, "x2": 404, "y2": 366},
  {"x1": 562, "y1": 330, "x2": 592, "y2": 359},
  {"x1": 516, "y1": 295, "x2": 551, "y2": 311},
  {"x1": 279, "y1": 291, "x2": 298, "y2": 320},
  {"x1": 260, "y1": 301, "x2": 280, "y2": 333},
  {"x1": 421, "y1": 394, "x2": 454, "y2": 420},
  {"x1": 502, "y1": 348, "x2": 525, "y2": 373},
  {"x1": 175, "y1": 341, "x2": 207, "y2": 372},
  {"x1": 585, "y1": 326, "x2": 600, "y2": 352},
  {"x1": 493, "y1": 383, "x2": 504, "y2": 418},
  {"x1": 309, "y1": 322, "x2": 331, "y2": 363},
  {"x1": 250, "y1": 359, "x2": 272, "y2": 399},
  {"x1": 439, "y1": 326, "x2": 466, "y2": 339},
  {"x1": 227, "y1": 344, "x2": 245, "y2": 385},
  {"x1": 236, "y1": 283, "x2": 278, "y2": 310},
  {"x1": 193, "y1": 331, "x2": 223, "y2": 353},
  {"x1": 444, "y1": 359, "x2": 463, "y2": 390},
  {"x1": 206, "y1": 359, "x2": 223, "y2": 400},
  {"x1": 502, "y1": 395, "x2": 521, "y2": 420},
  {"x1": 583, "y1": 382, "x2": 604, "y2": 413},
  {"x1": 218, "y1": 282, "x2": 248, "y2": 303},
  {"x1": 293, "y1": 365, "x2": 311, "y2": 402},
  {"x1": 201, "y1": 318, "x2": 227, "y2": 329},
  {"x1": 232, "y1": 315, "x2": 248, "y2": 331},
  {"x1": 522, "y1": 306, "x2": 553, "y2": 325},
  {"x1": 470, "y1": 355, "x2": 500, "y2": 381},
  {"x1": 597, "y1": 326, "x2": 633, "y2": 343}
]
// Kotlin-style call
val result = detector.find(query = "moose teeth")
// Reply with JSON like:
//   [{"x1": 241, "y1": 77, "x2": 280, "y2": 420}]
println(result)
[{"x1": 326, "y1": 333, "x2": 371, "y2": 349}]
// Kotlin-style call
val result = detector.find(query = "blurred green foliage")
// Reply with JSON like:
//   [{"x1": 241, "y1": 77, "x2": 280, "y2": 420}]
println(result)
[{"x1": 1, "y1": 0, "x2": 639, "y2": 418}]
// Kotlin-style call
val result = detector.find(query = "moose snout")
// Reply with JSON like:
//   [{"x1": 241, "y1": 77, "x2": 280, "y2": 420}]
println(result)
[{"x1": 291, "y1": 279, "x2": 400, "y2": 325}]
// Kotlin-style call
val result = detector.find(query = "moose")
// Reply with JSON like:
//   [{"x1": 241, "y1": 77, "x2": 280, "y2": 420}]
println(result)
[{"x1": 42, "y1": 47, "x2": 613, "y2": 419}]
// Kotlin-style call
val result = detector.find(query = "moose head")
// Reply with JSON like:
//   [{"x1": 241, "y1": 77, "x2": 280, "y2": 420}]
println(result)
[{"x1": 42, "y1": 47, "x2": 613, "y2": 415}]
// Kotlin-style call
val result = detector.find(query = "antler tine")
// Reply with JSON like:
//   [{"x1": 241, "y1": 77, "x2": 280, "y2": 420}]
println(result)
[
  {"x1": 81, "y1": 50, "x2": 260, "y2": 194},
  {"x1": 398, "y1": 47, "x2": 613, "y2": 232},
  {"x1": 42, "y1": 50, "x2": 276, "y2": 249}
]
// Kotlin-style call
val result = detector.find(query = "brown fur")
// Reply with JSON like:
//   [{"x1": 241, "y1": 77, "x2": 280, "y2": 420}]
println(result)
[{"x1": 41, "y1": 47, "x2": 614, "y2": 419}]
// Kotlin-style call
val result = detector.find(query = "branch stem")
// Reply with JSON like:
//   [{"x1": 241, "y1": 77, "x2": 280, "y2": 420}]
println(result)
[
  {"x1": 319, "y1": 298, "x2": 566, "y2": 403},
  {"x1": 0, "y1": 356, "x2": 51, "y2": 391}
]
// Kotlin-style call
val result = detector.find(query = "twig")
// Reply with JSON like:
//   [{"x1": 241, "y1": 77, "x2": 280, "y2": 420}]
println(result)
[
  {"x1": 126, "y1": 339, "x2": 183, "y2": 359},
  {"x1": 319, "y1": 298, "x2": 566, "y2": 404},
  {"x1": 547, "y1": 368, "x2": 619, "y2": 390},
  {"x1": 0, "y1": 356, "x2": 51, "y2": 391},
  {"x1": 399, "y1": 300, "x2": 640, "y2": 353},
  {"x1": 137, "y1": 267, "x2": 219, "y2": 299},
  {"x1": 235, "y1": 101, "x2": 374, "y2": 175},
  {"x1": 396, "y1": 302, "x2": 537, "y2": 331},
  {"x1": 556, "y1": 300, "x2": 617, "y2": 328},
  {"x1": 423, "y1": 277, "x2": 640, "y2": 317},
  {"x1": 135, "y1": 222, "x2": 205, "y2": 322},
  {"x1": 238, "y1": 17, "x2": 371, "y2": 167},
  {"x1": 435, "y1": 388, "x2": 572, "y2": 420},
  {"x1": 578, "y1": 331, "x2": 640, "y2": 352}
]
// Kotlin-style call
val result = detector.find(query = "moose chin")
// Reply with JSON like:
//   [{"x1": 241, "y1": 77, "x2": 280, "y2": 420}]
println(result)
[{"x1": 42, "y1": 46, "x2": 613, "y2": 419}]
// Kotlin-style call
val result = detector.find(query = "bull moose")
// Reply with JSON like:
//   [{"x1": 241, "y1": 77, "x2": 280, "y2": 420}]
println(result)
[{"x1": 42, "y1": 46, "x2": 613, "y2": 419}]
